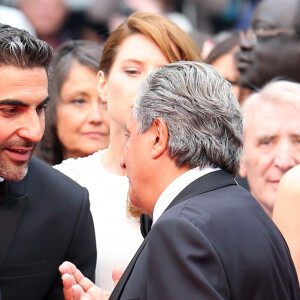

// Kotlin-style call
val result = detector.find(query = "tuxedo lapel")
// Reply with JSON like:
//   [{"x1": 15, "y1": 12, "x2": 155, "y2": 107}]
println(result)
[
  {"x1": 110, "y1": 170, "x2": 236, "y2": 299},
  {"x1": 166, "y1": 170, "x2": 236, "y2": 211},
  {"x1": 0, "y1": 180, "x2": 28, "y2": 270}
]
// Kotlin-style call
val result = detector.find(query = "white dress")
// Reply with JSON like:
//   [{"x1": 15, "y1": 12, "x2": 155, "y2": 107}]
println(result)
[{"x1": 54, "y1": 150, "x2": 143, "y2": 290}]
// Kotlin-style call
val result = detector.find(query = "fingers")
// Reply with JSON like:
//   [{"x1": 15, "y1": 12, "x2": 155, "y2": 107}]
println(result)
[
  {"x1": 60, "y1": 261, "x2": 89, "y2": 289},
  {"x1": 112, "y1": 266, "x2": 125, "y2": 286},
  {"x1": 75, "y1": 272, "x2": 95, "y2": 292},
  {"x1": 61, "y1": 273, "x2": 76, "y2": 300},
  {"x1": 59, "y1": 261, "x2": 77, "y2": 277},
  {"x1": 60, "y1": 261, "x2": 106, "y2": 300},
  {"x1": 60, "y1": 262, "x2": 85, "y2": 300}
]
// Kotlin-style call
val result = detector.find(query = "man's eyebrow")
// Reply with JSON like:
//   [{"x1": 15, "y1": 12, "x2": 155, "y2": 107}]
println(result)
[
  {"x1": 0, "y1": 99, "x2": 29, "y2": 107},
  {"x1": 0, "y1": 96, "x2": 50, "y2": 107},
  {"x1": 39, "y1": 96, "x2": 50, "y2": 106}
]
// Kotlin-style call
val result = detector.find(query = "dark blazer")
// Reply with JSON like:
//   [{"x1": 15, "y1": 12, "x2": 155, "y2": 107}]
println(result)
[
  {"x1": 0, "y1": 156, "x2": 97, "y2": 299},
  {"x1": 110, "y1": 170, "x2": 300, "y2": 300}
]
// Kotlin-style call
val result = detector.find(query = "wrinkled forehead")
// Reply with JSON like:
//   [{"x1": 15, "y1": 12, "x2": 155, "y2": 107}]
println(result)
[
  {"x1": 244, "y1": 97, "x2": 300, "y2": 128},
  {"x1": 252, "y1": 0, "x2": 298, "y2": 29}
]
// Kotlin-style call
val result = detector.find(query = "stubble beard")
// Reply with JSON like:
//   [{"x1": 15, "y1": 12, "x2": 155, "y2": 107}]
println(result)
[
  {"x1": 0, "y1": 140, "x2": 36, "y2": 181},
  {"x1": 0, "y1": 156, "x2": 29, "y2": 181}
]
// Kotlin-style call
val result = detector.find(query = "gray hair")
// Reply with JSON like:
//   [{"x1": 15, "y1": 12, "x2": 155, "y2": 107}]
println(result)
[
  {"x1": 49, "y1": 40, "x2": 103, "y2": 103},
  {"x1": 133, "y1": 61, "x2": 243, "y2": 176},
  {"x1": 0, "y1": 23, "x2": 53, "y2": 77},
  {"x1": 242, "y1": 80, "x2": 300, "y2": 128}
]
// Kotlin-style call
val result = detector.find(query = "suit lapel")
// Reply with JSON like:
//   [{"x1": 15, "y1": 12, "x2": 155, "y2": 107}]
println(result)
[
  {"x1": 0, "y1": 180, "x2": 28, "y2": 270},
  {"x1": 166, "y1": 170, "x2": 236, "y2": 211},
  {"x1": 110, "y1": 170, "x2": 236, "y2": 299}
]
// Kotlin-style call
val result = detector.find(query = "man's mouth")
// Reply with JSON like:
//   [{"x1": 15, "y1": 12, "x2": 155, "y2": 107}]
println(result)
[
  {"x1": 5, "y1": 147, "x2": 33, "y2": 162},
  {"x1": 236, "y1": 52, "x2": 253, "y2": 72}
]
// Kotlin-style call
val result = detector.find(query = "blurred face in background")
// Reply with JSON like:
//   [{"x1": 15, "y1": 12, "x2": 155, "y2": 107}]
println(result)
[
  {"x1": 19, "y1": 0, "x2": 67, "y2": 37},
  {"x1": 237, "y1": 0, "x2": 300, "y2": 89},
  {"x1": 56, "y1": 62, "x2": 110, "y2": 160},
  {"x1": 240, "y1": 97, "x2": 300, "y2": 216},
  {"x1": 212, "y1": 45, "x2": 241, "y2": 99}
]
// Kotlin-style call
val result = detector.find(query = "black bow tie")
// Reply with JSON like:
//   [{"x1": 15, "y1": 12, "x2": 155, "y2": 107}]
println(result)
[
  {"x1": 140, "y1": 213, "x2": 153, "y2": 238},
  {"x1": 0, "y1": 181, "x2": 6, "y2": 202}
]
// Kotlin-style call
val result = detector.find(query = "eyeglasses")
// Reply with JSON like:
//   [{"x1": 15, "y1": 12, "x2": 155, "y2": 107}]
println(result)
[
  {"x1": 254, "y1": 27, "x2": 296, "y2": 37},
  {"x1": 241, "y1": 27, "x2": 297, "y2": 43}
]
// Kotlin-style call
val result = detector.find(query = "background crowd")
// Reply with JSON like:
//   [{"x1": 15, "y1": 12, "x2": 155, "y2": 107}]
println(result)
[{"x1": 1, "y1": 0, "x2": 300, "y2": 298}]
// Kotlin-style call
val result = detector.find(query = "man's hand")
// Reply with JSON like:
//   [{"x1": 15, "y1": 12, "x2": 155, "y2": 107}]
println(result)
[{"x1": 59, "y1": 261, "x2": 111, "y2": 300}]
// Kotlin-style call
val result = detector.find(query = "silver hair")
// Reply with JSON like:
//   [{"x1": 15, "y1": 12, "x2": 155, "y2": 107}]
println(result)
[
  {"x1": 133, "y1": 61, "x2": 243, "y2": 176},
  {"x1": 254, "y1": 80, "x2": 300, "y2": 104},
  {"x1": 242, "y1": 80, "x2": 300, "y2": 130}
]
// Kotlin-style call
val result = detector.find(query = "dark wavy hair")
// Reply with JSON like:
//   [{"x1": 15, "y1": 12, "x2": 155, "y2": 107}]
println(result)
[
  {"x1": 0, "y1": 23, "x2": 53, "y2": 76},
  {"x1": 34, "y1": 40, "x2": 103, "y2": 165}
]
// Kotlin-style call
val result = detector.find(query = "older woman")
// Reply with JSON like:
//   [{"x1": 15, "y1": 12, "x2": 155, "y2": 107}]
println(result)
[{"x1": 35, "y1": 40, "x2": 110, "y2": 165}]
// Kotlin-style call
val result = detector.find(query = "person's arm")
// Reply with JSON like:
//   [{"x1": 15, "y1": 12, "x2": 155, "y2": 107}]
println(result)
[{"x1": 273, "y1": 166, "x2": 300, "y2": 279}]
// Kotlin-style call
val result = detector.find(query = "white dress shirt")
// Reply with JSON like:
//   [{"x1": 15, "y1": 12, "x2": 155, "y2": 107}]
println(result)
[{"x1": 152, "y1": 166, "x2": 220, "y2": 226}]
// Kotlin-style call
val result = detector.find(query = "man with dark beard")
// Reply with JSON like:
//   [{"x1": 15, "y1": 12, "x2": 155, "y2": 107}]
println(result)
[{"x1": 0, "y1": 24, "x2": 96, "y2": 299}]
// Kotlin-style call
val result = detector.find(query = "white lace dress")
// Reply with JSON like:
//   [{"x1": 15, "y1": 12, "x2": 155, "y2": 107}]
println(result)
[{"x1": 54, "y1": 150, "x2": 143, "y2": 290}]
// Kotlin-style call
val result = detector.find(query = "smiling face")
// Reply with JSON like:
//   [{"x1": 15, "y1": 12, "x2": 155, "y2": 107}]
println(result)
[
  {"x1": 238, "y1": 0, "x2": 300, "y2": 89},
  {"x1": 0, "y1": 66, "x2": 48, "y2": 181},
  {"x1": 98, "y1": 33, "x2": 170, "y2": 131},
  {"x1": 240, "y1": 98, "x2": 300, "y2": 215},
  {"x1": 56, "y1": 62, "x2": 110, "y2": 160}
]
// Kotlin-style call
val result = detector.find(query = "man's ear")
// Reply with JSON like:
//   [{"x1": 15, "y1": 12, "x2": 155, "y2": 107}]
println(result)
[
  {"x1": 239, "y1": 152, "x2": 247, "y2": 178},
  {"x1": 97, "y1": 70, "x2": 108, "y2": 103},
  {"x1": 150, "y1": 118, "x2": 168, "y2": 159}
]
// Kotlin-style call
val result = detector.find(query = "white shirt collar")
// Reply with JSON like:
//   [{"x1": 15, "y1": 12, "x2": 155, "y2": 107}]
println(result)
[
  {"x1": 152, "y1": 166, "x2": 220, "y2": 225},
  {"x1": 0, "y1": 177, "x2": 4, "y2": 182}
]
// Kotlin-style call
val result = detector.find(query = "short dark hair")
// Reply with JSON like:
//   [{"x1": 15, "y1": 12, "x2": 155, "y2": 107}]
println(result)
[{"x1": 0, "y1": 23, "x2": 53, "y2": 77}]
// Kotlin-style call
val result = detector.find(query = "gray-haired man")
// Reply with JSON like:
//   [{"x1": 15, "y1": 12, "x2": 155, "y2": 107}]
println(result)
[{"x1": 60, "y1": 62, "x2": 299, "y2": 300}]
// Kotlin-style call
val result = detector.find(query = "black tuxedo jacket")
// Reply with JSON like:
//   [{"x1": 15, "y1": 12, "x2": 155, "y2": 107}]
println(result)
[
  {"x1": 0, "y1": 157, "x2": 97, "y2": 299},
  {"x1": 110, "y1": 170, "x2": 300, "y2": 300}
]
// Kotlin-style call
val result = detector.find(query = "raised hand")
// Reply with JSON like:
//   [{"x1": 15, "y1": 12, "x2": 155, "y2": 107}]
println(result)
[{"x1": 59, "y1": 261, "x2": 111, "y2": 300}]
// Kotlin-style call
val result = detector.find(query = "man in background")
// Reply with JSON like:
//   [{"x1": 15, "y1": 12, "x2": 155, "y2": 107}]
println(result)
[
  {"x1": 239, "y1": 80, "x2": 300, "y2": 217},
  {"x1": 238, "y1": 0, "x2": 300, "y2": 90}
]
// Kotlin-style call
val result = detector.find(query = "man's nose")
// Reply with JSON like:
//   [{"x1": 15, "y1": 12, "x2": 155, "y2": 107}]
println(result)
[
  {"x1": 18, "y1": 112, "x2": 44, "y2": 143},
  {"x1": 239, "y1": 29, "x2": 256, "y2": 51},
  {"x1": 274, "y1": 143, "x2": 298, "y2": 172}
]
